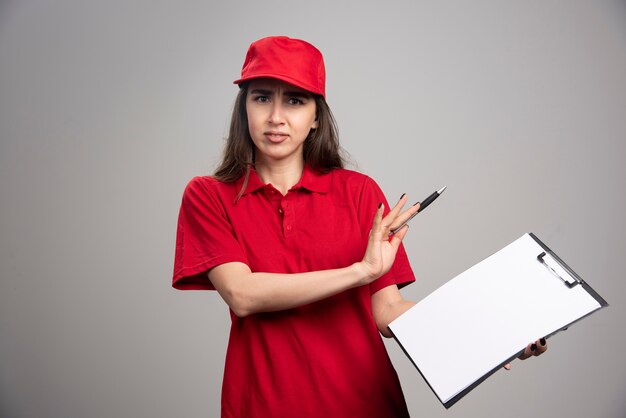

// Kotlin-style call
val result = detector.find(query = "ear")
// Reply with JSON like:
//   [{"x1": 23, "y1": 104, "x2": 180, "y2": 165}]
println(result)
[{"x1": 311, "y1": 119, "x2": 319, "y2": 129}]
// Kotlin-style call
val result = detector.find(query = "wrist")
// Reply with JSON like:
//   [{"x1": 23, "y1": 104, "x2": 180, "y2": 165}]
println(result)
[{"x1": 351, "y1": 262, "x2": 375, "y2": 286}]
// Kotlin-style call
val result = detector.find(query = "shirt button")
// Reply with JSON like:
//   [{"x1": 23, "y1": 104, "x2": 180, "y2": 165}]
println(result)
[
  {"x1": 286, "y1": 225, "x2": 292, "y2": 231},
  {"x1": 278, "y1": 208, "x2": 283, "y2": 214}
]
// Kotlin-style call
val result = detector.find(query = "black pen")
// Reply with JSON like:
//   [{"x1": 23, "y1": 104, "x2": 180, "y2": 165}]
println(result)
[{"x1": 390, "y1": 186, "x2": 447, "y2": 235}]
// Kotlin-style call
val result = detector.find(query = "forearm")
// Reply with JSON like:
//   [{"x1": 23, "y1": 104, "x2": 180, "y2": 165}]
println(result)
[
  {"x1": 209, "y1": 262, "x2": 371, "y2": 317},
  {"x1": 210, "y1": 197, "x2": 417, "y2": 317},
  {"x1": 371, "y1": 285, "x2": 416, "y2": 338},
  {"x1": 377, "y1": 300, "x2": 415, "y2": 338}
]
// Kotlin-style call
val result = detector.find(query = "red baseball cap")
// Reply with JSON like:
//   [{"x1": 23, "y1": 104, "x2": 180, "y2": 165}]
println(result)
[{"x1": 233, "y1": 36, "x2": 326, "y2": 98}]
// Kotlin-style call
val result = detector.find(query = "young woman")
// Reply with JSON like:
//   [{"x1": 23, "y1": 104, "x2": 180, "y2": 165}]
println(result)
[{"x1": 173, "y1": 36, "x2": 546, "y2": 417}]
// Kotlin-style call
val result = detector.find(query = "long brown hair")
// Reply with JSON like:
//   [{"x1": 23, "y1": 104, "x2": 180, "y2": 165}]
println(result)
[{"x1": 213, "y1": 86, "x2": 346, "y2": 186}]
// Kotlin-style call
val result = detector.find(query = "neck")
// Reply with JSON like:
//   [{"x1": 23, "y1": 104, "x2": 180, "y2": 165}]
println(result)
[{"x1": 255, "y1": 158, "x2": 305, "y2": 195}]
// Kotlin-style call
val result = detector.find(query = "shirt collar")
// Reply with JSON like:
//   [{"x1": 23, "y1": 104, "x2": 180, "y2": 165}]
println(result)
[
  {"x1": 234, "y1": 167, "x2": 265, "y2": 197},
  {"x1": 235, "y1": 164, "x2": 332, "y2": 197},
  {"x1": 296, "y1": 164, "x2": 332, "y2": 194}
]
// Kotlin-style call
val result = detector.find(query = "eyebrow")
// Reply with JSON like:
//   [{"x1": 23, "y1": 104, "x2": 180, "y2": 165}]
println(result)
[{"x1": 249, "y1": 88, "x2": 311, "y2": 99}]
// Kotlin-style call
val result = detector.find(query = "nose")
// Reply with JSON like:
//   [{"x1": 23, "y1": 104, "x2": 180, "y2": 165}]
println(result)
[{"x1": 268, "y1": 101, "x2": 285, "y2": 125}]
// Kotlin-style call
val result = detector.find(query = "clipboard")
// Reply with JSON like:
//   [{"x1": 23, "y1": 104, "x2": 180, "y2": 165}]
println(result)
[{"x1": 388, "y1": 233, "x2": 608, "y2": 408}]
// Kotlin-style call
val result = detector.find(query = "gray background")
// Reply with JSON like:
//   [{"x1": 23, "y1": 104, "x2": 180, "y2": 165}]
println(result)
[{"x1": 1, "y1": 1, "x2": 625, "y2": 417}]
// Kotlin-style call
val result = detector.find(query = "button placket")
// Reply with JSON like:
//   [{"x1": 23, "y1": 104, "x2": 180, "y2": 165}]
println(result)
[{"x1": 281, "y1": 196, "x2": 294, "y2": 237}]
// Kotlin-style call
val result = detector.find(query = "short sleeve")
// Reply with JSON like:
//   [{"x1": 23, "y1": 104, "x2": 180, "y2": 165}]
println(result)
[
  {"x1": 357, "y1": 176, "x2": 416, "y2": 294},
  {"x1": 172, "y1": 177, "x2": 249, "y2": 290}
]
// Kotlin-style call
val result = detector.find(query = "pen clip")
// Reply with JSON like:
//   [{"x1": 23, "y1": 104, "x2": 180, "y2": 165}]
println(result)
[{"x1": 537, "y1": 252, "x2": 580, "y2": 288}]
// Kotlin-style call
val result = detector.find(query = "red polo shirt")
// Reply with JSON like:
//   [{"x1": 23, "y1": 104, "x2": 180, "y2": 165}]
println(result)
[{"x1": 173, "y1": 165, "x2": 415, "y2": 418}]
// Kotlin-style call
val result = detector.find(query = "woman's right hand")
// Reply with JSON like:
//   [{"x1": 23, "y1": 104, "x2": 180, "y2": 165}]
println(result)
[{"x1": 357, "y1": 195, "x2": 419, "y2": 284}]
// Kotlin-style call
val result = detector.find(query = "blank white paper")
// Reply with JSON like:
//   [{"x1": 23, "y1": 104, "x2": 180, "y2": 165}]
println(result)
[{"x1": 389, "y1": 233, "x2": 603, "y2": 404}]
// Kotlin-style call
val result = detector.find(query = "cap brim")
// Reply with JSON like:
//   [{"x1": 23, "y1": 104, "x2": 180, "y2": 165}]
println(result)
[{"x1": 233, "y1": 74, "x2": 324, "y2": 98}]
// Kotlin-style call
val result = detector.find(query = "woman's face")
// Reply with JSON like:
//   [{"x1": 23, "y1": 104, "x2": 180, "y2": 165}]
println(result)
[{"x1": 246, "y1": 78, "x2": 318, "y2": 166}]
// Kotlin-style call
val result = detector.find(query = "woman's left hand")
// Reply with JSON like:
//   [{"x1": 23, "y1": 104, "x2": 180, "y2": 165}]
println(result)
[
  {"x1": 358, "y1": 194, "x2": 419, "y2": 284},
  {"x1": 503, "y1": 337, "x2": 548, "y2": 370}
]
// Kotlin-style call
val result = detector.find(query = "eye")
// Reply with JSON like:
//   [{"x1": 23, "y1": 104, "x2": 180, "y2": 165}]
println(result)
[
  {"x1": 252, "y1": 95, "x2": 270, "y2": 103},
  {"x1": 287, "y1": 97, "x2": 304, "y2": 105}
]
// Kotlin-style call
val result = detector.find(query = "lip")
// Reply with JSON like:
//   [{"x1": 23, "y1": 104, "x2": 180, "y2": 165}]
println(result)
[{"x1": 264, "y1": 131, "x2": 289, "y2": 143}]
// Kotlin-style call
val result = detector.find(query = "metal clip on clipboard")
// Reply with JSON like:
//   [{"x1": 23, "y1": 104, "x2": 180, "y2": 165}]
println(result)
[{"x1": 537, "y1": 251, "x2": 581, "y2": 288}]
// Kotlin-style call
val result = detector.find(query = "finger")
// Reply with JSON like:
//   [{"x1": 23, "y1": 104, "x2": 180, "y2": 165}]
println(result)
[
  {"x1": 503, "y1": 363, "x2": 512, "y2": 370},
  {"x1": 389, "y1": 224, "x2": 409, "y2": 247},
  {"x1": 382, "y1": 194, "x2": 408, "y2": 228},
  {"x1": 370, "y1": 203, "x2": 385, "y2": 237},
  {"x1": 388, "y1": 202, "x2": 421, "y2": 232},
  {"x1": 518, "y1": 342, "x2": 535, "y2": 360},
  {"x1": 535, "y1": 337, "x2": 547, "y2": 356}
]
